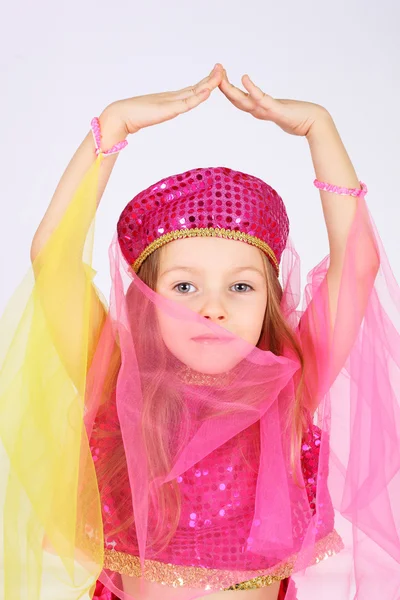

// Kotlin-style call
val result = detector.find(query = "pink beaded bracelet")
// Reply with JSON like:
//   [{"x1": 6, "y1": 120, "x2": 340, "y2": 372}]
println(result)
[
  {"x1": 90, "y1": 116, "x2": 128, "y2": 157},
  {"x1": 313, "y1": 178, "x2": 368, "y2": 198}
]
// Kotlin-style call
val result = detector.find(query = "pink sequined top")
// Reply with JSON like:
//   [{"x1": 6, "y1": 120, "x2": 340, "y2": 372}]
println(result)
[{"x1": 89, "y1": 391, "x2": 336, "y2": 573}]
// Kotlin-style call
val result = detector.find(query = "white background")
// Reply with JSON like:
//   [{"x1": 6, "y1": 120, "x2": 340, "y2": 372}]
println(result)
[
  {"x1": 0, "y1": 0, "x2": 399, "y2": 308},
  {"x1": 0, "y1": 0, "x2": 399, "y2": 598}
]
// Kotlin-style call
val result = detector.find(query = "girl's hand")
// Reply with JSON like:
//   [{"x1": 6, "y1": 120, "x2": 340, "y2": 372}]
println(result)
[
  {"x1": 106, "y1": 65, "x2": 224, "y2": 135},
  {"x1": 217, "y1": 64, "x2": 329, "y2": 137}
]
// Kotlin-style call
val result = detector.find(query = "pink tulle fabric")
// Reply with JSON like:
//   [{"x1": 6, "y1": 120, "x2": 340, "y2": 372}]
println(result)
[
  {"x1": 82, "y1": 193, "x2": 400, "y2": 600},
  {"x1": 90, "y1": 407, "x2": 333, "y2": 569}
]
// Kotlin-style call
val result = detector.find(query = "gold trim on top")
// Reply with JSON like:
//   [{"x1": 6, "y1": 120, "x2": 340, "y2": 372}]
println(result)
[
  {"x1": 103, "y1": 528, "x2": 344, "y2": 591},
  {"x1": 132, "y1": 228, "x2": 280, "y2": 276}
]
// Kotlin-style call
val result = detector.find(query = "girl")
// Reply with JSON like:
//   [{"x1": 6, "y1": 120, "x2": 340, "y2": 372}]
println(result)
[{"x1": 0, "y1": 64, "x2": 399, "y2": 600}]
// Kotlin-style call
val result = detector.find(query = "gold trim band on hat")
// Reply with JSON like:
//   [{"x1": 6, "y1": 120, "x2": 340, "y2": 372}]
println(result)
[
  {"x1": 102, "y1": 529, "x2": 344, "y2": 591},
  {"x1": 132, "y1": 228, "x2": 279, "y2": 276}
]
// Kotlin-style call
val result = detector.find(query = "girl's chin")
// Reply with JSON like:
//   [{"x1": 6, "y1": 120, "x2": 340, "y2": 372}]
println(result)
[
  {"x1": 166, "y1": 339, "x2": 254, "y2": 375},
  {"x1": 184, "y1": 364, "x2": 233, "y2": 376},
  {"x1": 178, "y1": 353, "x2": 242, "y2": 376}
]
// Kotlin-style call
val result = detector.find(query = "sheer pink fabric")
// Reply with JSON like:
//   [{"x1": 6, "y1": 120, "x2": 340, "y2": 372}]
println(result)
[{"x1": 83, "y1": 195, "x2": 400, "y2": 600}]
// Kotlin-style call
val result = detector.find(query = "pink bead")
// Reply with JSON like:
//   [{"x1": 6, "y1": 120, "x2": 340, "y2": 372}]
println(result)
[
  {"x1": 90, "y1": 116, "x2": 128, "y2": 158},
  {"x1": 313, "y1": 178, "x2": 367, "y2": 198}
]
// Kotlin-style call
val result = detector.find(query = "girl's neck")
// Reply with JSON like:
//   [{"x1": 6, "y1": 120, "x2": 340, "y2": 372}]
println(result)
[{"x1": 175, "y1": 363, "x2": 232, "y2": 387}]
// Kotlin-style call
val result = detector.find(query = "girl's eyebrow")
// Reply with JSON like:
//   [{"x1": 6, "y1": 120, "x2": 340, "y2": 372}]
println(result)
[
  {"x1": 231, "y1": 266, "x2": 265, "y2": 277},
  {"x1": 160, "y1": 266, "x2": 200, "y2": 276},
  {"x1": 160, "y1": 266, "x2": 265, "y2": 277}
]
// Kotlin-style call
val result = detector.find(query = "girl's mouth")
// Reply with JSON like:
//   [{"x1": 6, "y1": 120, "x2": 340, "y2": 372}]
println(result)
[{"x1": 191, "y1": 335, "x2": 233, "y2": 345}]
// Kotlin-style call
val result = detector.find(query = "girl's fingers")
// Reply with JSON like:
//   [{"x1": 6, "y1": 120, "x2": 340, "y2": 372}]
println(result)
[
  {"x1": 241, "y1": 74, "x2": 274, "y2": 107},
  {"x1": 170, "y1": 87, "x2": 212, "y2": 114},
  {"x1": 172, "y1": 65, "x2": 224, "y2": 100},
  {"x1": 241, "y1": 74, "x2": 264, "y2": 101},
  {"x1": 218, "y1": 69, "x2": 254, "y2": 111}
]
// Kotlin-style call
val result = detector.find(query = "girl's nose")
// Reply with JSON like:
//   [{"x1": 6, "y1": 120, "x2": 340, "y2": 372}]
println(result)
[
  {"x1": 204, "y1": 313, "x2": 226, "y2": 321},
  {"x1": 200, "y1": 297, "x2": 228, "y2": 322}
]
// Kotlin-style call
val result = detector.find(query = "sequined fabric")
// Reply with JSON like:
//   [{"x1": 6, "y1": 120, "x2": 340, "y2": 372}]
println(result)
[
  {"x1": 99, "y1": 528, "x2": 342, "y2": 588},
  {"x1": 89, "y1": 398, "x2": 340, "y2": 583},
  {"x1": 117, "y1": 166, "x2": 290, "y2": 275}
]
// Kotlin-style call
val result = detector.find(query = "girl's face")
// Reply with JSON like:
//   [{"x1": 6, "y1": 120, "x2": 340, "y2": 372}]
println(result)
[{"x1": 155, "y1": 237, "x2": 268, "y2": 374}]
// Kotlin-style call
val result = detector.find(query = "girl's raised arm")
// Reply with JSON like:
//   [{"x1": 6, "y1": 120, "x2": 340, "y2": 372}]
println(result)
[
  {"x1": 29, "y1": 66, "x2": 224, "y2": 386},
  {"x1": 30, "y1": 108, "x2": 127, "y2": 261},
  {"x1": 30, "y1": 107, "x2": 128, "y2": 387}
]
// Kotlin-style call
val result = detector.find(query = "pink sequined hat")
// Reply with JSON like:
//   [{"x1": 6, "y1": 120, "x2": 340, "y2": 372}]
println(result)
[{"x1": 117, "y1": 166, "x2": 289, "y2": 276}]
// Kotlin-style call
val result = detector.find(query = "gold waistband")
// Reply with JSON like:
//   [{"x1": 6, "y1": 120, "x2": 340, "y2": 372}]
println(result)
[{"x1": 103, "y1": 529, "x2": 344, "y2": 591}]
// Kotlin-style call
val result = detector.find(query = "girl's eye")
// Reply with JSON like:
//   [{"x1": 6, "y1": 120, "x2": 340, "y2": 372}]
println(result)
[
  {"x1": 232, "y1": 283, "x2": 253, "y2": 292},
  {"x1": 173, "y1": 283, "x2": 254, "y2": 294},
  {"x1": 174, "y1": 282, "x2": 196, "y2": 294}
]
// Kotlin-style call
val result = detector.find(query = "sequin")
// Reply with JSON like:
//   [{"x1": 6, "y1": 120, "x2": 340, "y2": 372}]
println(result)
[
  {"x1": 117, "y1": 167, "x2": 289, "y2": 276},
  {"x1": 90, "y1": 400, "x2": 342, "y2": 591}
]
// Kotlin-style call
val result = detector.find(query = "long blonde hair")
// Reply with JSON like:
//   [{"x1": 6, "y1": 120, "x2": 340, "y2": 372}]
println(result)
[{"x1": 94, "y1": 246, "x2": 309, "y2": 552}]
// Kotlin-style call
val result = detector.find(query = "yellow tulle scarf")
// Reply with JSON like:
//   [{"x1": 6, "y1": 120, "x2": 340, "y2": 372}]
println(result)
[{"x1": 0, "y1": 154, "x2": 106, "y2": 599}]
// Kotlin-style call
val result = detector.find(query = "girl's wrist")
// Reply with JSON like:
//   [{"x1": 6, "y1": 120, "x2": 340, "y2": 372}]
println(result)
[
  {"x1": 305, "y1": 110, "x2": 335, "y2": 142},
  {"x1": 97, "y1": 105, "x2": 129, "y2": 147}
]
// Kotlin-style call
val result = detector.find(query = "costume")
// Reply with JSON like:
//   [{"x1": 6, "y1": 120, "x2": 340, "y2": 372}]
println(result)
[
  {"x1": 0, "y1": 124, "x2": 400, "y2": 600},
  {"x1": 90, "y1": 409, "x2": 339, "y2": 597}
]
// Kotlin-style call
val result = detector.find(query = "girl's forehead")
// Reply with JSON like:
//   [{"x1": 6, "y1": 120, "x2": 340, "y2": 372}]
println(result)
[{"x1": 159, "y1": 237, "x2": 266, "y2": 272}]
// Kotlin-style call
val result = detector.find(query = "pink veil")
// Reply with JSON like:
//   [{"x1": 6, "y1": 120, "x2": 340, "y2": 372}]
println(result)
[
  {"x1": 0, "y1": 155, "x2": 399, "y2": 600},
  {"x1": 85, "y1": 191, "x2": 400, "y2": 599}
]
